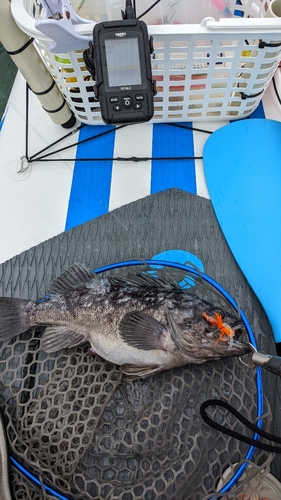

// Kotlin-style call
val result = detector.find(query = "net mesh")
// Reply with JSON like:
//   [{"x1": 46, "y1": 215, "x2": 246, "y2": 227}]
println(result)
[{"x1": 0, "y1": 263, "x2": 268, "y2": 499}]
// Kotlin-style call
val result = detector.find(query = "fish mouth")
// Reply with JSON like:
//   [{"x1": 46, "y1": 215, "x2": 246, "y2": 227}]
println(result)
[
  {"x1": 197, "y1": 340, "x2": 250, "y2": 365},
  {"x1": 230, "y1": 323, "x2": 251, "y2": 355},
  {"x1": 211, "y1": 337, "x2": 251, "y2": 357},
  {"x1": 230, "y1": 339, "x2": 251, "y2": 354},
  {"x1": 223, "y1": 322, "x2": 251, "y2": 352}
]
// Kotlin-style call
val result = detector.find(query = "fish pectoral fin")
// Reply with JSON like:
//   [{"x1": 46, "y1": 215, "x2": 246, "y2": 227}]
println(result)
[
  {"x1": 120, "y1": 363, "x2": 162, "y2": 380},
  {"x1": 48, "y1": 263, "x2": 97, "y2": 294},
  {"x1": 41, "y1": 326, "x2": 87, "y2": 353},
  {"x1": 119, "y1": 311, "x2": 167, "y2": 351}
]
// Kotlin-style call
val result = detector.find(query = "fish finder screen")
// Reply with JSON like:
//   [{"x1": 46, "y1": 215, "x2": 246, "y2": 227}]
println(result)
[{"x1": 105, "y1": 37, "x2": 142, "y2": 87}]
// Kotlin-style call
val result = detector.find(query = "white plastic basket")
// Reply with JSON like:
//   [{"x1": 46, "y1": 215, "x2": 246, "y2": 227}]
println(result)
[{"x1": 10, "y1": 0, "x2": 281, "y2": 123}]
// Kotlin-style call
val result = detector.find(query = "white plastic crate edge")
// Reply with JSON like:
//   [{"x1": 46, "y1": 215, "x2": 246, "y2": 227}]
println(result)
[
  {"x1": 10, "y1": 1, "x2": 281, "y2": 43},
  {"x1": 10, "y1": 0, "x2": 281, "y2": 123}
]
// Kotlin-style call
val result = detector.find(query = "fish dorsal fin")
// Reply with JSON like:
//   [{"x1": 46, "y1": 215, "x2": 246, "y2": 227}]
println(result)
[
  {"x1": 41, "y1": 326, "x2": 87, "y2": 353},
  {"x1": 110, "y1": 273, "x2": 180, "y2": 291},
  {"x1": 48, "y1": 263, "x2": 96, "y2": 294},
  {"x1": 119, "y1": 311, "x2": 167, "y2": 351}
]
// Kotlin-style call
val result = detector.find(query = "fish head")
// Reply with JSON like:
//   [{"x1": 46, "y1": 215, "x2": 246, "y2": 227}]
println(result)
[{"x1": 166, "y1": 307, "x2": 251, "y2": 361}]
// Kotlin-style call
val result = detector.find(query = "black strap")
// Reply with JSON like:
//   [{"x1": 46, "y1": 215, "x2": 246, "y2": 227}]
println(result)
[
  {"x1": 239, "y1": 89, "x2": 264, "y2": 100},
  {"x1": 6, "y1": 37, "x2": 34, "y2": 55},
  {"x1": 200, "y1": 399, "x2": 281, "y2": 453},
  {"x1": 42, "y1": 100, "x2": 66, "y2": 114},
  {"x1": 32, "y1": 80, "x2": 56, "y2": 96},
  {"x1": 259, "y1": 39, "x2": 281, "y2": 49}
]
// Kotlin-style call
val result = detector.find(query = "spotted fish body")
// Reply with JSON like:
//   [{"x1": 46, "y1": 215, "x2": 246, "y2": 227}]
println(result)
[{"x1": 0, "y1": 264, "x2": 250, "y2": 379}]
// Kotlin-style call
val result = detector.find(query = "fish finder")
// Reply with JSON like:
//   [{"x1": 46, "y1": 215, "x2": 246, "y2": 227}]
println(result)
[{"x1": 83, "y1": 2, "x2": 157, "y2": 125}]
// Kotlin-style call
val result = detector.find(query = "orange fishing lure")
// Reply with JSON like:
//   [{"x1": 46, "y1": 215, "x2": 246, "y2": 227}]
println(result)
[{"x1": 202, "y1": 312, "x2": 235, "y2": 345}]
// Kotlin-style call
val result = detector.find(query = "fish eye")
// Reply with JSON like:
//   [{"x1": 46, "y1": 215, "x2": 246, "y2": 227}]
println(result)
[{"x1": 209, "y1": 307, "x2": 225, "y2": 319}]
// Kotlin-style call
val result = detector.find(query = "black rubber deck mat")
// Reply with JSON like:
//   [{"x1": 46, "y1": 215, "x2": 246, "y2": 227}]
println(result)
[{"x1": 0, "y1": 188, "x2": 280, "y2": 498}]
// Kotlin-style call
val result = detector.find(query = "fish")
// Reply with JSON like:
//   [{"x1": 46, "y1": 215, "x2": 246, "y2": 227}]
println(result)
[{"x1": 0, "y1": 263, "x2": 250, "y2": 379}]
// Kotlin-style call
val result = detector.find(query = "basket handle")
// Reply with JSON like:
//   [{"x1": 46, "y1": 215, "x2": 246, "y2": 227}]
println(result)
[{"x1": 201, "y1": 15, "x2": 281, "y2": 31}]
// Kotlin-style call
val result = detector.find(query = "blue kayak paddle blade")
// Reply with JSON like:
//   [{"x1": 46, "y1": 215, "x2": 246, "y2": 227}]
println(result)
[{"x1": 203, "y1": 118, "x2": 281, "y2": 343}]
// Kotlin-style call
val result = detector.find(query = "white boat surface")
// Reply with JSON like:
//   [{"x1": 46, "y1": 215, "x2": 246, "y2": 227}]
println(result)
[{"x1": 1, "y1": 67, "x2": 281, "y2": 265}]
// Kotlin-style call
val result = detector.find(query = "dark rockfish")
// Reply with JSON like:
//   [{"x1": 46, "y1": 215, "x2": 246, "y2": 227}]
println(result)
[{"x1": 0, "y1": 264, "x2": 250, "y2": 379}]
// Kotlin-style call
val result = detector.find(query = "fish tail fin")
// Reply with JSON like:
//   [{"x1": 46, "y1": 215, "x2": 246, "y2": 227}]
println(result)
[{"x1": 0, "y1": 297, "x2": 33, "y2": 341}]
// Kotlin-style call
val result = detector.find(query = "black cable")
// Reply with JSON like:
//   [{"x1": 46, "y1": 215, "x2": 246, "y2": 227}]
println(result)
[
  {"x1": 168, "y1": 122, "x2": 213, "y2": 135},
  {"x1": 30, "y1": 124, "x2": 128, "y2": 162},
  {"x1": 27, "y1": 120, "x2": 209, "y2": 164},
  {"x1": 200, "y1": 399, "x2": 281, "y2": 454},
  {"x1": 25, "y1": 83, "x2": 29, "y2": 161},
  {"x1": 23, "y1": 68, "x2": 212, "y2": 165},
  {"x1": 130, "y1": 0, "x2": 136, "y2": 18},
  {"x1": 123, "y1": 0, "x2": 135, "y2": 20},
  {"x1": 28, "y1": 124, "x2": 86, "y2": 161},
  {"x1": 27, "y1": 155, "x2": 203, "y2": 164},
  {"x1": 272, "y1": 75, "x2": 281, "y2": 106},
  {"x1": 137, "y1": 0, "x2": 162, "y2": 20}
]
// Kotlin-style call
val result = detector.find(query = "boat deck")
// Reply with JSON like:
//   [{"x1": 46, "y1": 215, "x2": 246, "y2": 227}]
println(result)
[{"x1": 1, "y1": 69, "x2": 281, "y2": 264}]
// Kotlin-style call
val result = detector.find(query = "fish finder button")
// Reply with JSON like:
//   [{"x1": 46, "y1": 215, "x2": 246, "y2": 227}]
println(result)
[
  {"x1": 135, "y1": 95, "x2": 144, "y2": 101},
  {"x1": 122, "y1": 96, "x2": 133, "y2": 108},
  {"x1": 134, "y1": 103, "x2": 142, "y2": 110}
]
